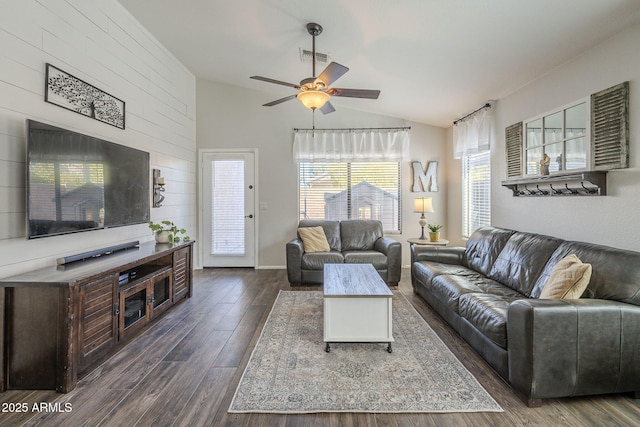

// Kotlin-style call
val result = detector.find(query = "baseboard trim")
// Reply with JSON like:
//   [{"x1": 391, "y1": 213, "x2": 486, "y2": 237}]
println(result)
[{"x1": 255, "y1": 265, "x2": 286, "y2": 270}]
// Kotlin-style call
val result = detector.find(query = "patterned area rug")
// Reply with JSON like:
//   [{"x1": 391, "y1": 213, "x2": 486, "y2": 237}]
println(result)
[{"x1": 228, "y1": 291, "x2": 503, "y2": 413}]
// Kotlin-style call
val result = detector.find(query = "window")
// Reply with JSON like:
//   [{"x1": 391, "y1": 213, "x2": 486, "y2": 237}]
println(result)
[
  {"x1": 299, "y1": 161, "x2": 401, "y2": 233},
  {"x1": 462, "y1": 151, "x2": 490, "y2": 238}
]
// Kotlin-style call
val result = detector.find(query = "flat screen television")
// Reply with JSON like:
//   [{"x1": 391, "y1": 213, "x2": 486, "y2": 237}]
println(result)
[{"x1": 26, "y1": 119, "x2": 150, "y2": 239}]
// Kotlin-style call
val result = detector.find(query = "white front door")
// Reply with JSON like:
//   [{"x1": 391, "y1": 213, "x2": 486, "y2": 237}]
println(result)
[{"x1": 201, "y1": 150, "x2": 256, "y2": 267}]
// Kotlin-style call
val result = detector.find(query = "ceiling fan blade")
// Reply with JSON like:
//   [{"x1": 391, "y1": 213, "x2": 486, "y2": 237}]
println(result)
[
  {"x1": 319, "y1": 101, "x2": 335, "y2": 114},
  {"x1": 327, "y1": 88, "x2": 381, "y2": 99},
  {"x1": 263, "y1": 94, "x2": 297, "y2": 107},
  {"x1": 250, "y1": 76, "x2": 300, "y2": 89},
  {"x1": 314, "y1": 62, "x2": 349, "y2": 87}
]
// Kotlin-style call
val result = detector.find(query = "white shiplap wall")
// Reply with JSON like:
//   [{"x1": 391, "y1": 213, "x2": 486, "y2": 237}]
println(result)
[{"x1": 0, "y1": 0, "x2": 196, "y2": 277}]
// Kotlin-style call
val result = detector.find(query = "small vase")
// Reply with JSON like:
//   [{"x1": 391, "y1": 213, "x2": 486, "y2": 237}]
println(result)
[
  {"x1": 155, "y1": 230, "x2": 170, "y2": 244},
  {"x1": 429, "y1": 231, "x2": 440, "y2": 242}
]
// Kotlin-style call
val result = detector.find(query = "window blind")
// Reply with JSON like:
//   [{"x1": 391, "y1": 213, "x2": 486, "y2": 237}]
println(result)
[
  {"x1": 299, "y1": 161, "x2": 401, "y2": 232},
  {"x1": 211, "y1": 159, "x2": 245, "y2": 255},
  {"x1": 462, "y1": 151, "x2": 491, "y2": 238}
]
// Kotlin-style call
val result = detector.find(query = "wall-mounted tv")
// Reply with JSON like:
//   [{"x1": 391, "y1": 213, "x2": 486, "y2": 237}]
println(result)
[{"x1": 27, "y1": 120, "x2": 150, "y2": 239}]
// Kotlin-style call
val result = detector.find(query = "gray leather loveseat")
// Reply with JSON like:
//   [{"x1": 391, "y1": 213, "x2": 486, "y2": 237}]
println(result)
[
  {"x1": 287, "y1": 219, "x2": 401, "y2": 286},
  {"x1": 411, "y1": 226, "x2": 640, "y2": 406}
]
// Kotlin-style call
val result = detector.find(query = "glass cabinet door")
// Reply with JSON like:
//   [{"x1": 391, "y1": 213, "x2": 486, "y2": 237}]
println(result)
[
  {"x1": 151, "y1": 269, "x2": 173, "y2": 317},
  {"x1": 119, "y1": 281, "x2": 150, "y2": 339},
  {"x1": 124, "y1": 289, "x2": 146, "y2": 328}
]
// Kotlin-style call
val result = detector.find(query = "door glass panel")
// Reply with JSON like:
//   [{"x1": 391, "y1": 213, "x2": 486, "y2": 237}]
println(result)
[
  {"x1": 566, "y1": 137, "x2": 588, "y2": 170},
  {"x1": 211, "y1": 160, "x2": 245, "y2": 255}
]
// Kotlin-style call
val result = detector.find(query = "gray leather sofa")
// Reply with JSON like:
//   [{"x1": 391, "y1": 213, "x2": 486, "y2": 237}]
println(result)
[
  {"x1": 411, "y1": 226, "x2": 640, "y2": 406},
  {"x1": 287, "y1": 219, "x2": 401, "y2": 286}
]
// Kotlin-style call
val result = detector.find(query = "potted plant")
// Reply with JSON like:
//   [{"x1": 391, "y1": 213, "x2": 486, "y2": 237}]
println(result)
[
  {"x1": 148, "y1": 220, "x2": 190, "y2": 245},
  {"x1": 427, "y1": 224, "x2": 442, "y2": 242}
]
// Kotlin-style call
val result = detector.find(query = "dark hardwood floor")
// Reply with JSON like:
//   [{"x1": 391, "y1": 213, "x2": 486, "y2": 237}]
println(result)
[{"x1": 2, "y1": 268, "x2": 639, "y2": 426}]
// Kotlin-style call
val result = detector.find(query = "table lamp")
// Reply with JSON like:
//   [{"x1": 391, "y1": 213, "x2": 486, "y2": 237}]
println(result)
[{"x1": 413, "y1": 197, "x2": 434, "y2": 240}]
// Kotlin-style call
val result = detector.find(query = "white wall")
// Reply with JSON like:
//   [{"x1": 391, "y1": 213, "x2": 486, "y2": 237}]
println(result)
[
  {"x1": 0, "y1": 0, "x2": 196, "y2": 278},
  {"x1": 196, "y1": 79, "x2": 446, "y2": 267},
  {"x1": 491, "y1": 23, "x2": 640, "y2": 251}
]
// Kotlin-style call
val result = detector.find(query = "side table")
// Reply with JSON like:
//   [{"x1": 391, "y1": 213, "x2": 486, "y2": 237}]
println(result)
[{"x1": 407, "y1": 237, "x2": 449, "y2": 246}]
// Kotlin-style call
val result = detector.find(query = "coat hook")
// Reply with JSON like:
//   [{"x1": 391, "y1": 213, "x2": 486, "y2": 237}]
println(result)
[
  {"x1": 581, "y1": 182, "x2": 597, "y2": 194},
  {"x1": 565, "y1": 183, "x2": 578, "y2": 194}
]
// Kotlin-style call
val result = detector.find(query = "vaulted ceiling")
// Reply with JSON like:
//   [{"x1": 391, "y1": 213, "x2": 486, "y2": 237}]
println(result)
[{"x1": 118, "y1": 0, "x2": 640, "y2": 127}]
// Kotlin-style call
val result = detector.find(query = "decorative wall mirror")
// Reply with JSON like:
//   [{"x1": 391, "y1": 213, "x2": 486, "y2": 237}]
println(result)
[
  {"x1": 524, "y1": 101, "x2": 588, "y2": 176},
  {"x1": 502, "y1": 81, "x2": 628, "y2": 197}
]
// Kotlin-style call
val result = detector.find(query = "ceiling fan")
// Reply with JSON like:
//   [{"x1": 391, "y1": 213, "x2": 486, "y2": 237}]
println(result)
[{"x1": 250, "y1": 23, "x2": 380, "y2": 114}]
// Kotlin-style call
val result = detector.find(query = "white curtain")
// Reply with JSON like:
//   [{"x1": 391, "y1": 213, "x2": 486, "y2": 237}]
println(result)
[
  {"x1": 453, "y1": 106, "x2": 493, "y2": 159},
  {"x1": 293, "y1": 129, "x2": 410, "y2": 163}
]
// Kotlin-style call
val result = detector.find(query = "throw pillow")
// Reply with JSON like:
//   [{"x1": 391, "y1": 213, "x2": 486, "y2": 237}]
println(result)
[
  {"x1": 298, "y1": 226, "x2": 330, "y2": 253},
  {"x1": 540, "y1": 254, "x2": 592, "y2": 299}
]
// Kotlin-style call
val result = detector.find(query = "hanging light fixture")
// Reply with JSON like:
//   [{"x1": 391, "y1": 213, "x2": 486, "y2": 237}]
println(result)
[{"x1": 297, "y1": 90, "x2": 330, "y2": 110}]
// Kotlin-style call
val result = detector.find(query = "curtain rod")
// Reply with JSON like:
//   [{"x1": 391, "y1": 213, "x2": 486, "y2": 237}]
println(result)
[
  {"x1": 453, "y1": 103, "x2": 491, "y2": 125},
  {"x1": 293, "y1": 126, "x2": 411, "y2": 132}
]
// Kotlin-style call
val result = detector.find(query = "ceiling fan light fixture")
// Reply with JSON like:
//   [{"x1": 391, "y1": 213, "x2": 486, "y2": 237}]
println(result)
[{"x1": 297, "y1": 90, "x2": 330, "y2": 110}]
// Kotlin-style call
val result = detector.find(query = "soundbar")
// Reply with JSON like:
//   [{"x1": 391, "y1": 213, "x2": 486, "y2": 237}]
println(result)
[{"x1": 57, "y1": 240, "x2": 140, "y2": 265}]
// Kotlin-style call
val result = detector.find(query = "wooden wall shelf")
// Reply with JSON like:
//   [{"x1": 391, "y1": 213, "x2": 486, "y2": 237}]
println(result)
[{"x1": 501, "y1": 171, "x2": 607, "y2": 197}]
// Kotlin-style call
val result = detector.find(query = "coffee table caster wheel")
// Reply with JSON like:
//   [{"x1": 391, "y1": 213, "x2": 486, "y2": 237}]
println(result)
[
  {"x1": 387, "y1": 343, "x2": 392, "y2": 353},
  {"x1": 325, "y1": 343, "x2": 331, "y2": 353}
]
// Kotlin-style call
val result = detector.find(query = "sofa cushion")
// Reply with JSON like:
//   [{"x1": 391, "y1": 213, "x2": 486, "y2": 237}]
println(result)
[
  {"x1": 297, "y1": 226, "x2": 330, "y2": 253},
  {"x1": 298, "y1": 220, "x2": 341, "y2": 251},
  {"x1": 464, "y1": 227, "x2": 515, "y2": 276},
  {"x1": 301, "y1": 251, "x2": 344, "y2": 270},
  {"x1": 343, "y1": 251, "x2": 387, "y2": 269},
  {"x1": 429, "y1": 274, "x2": 520, "y2": 314},
  {"x1": 340, "y1": 219, "x2": 383, "y2": 251},
  {"x1": 539, "y1": 254, "x2": 592, "y2": 299},
  {"x1": 531, "y1": 241, "x2": 640, "y2": 305},
  {"x1": 458, "y1": 293, "x2": 521, "y2": 349},
  {"x1": 488, "y1": 231, "x2": 563, "y2": 297},
  {"x1": 412, "y1": 261, "x2": 479, "y2": 289}
]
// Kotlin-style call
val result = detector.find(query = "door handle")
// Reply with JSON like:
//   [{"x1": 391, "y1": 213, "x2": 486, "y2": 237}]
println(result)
[{"x1": 245, "y1": 214, "x2": 254, "y2": 219}]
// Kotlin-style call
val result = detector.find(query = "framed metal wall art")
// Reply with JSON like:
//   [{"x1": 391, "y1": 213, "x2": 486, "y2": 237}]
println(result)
[{"x1": 45, "y1": 63, "x2": 125, "y2": 129}]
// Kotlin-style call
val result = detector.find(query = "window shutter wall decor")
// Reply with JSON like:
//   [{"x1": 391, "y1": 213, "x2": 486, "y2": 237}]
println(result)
[
  {"x1": 505, "y1": 122, "x2": 523, "y2": 178},
  {"x1": 591, "y1": 81, "x2": 629, "y2": 170}
]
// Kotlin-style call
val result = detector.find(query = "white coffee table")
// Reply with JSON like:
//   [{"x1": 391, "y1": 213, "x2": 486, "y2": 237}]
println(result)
[{"x1": 323, "y1": 263, "x2": 394, "y2": 353}]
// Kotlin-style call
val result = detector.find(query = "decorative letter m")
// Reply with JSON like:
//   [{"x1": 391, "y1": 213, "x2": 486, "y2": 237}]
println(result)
[{"x1": 412, "y1": 161, "x2": 439, "y2": 192}]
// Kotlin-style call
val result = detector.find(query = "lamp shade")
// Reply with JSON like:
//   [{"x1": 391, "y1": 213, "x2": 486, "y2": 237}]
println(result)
[
  {"x1": 413, "y1": 197, "x2": 434, "y2": 213},
  {"x1": 297, "y1": 90, "x2": 330, "y2": 110}
]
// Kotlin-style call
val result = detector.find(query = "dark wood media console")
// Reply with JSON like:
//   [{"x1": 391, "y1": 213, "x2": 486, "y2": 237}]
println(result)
[{"x1": 0, "y1": 241, "x2": 193, "y2": 393}]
